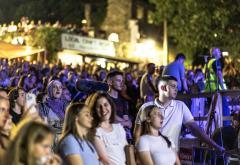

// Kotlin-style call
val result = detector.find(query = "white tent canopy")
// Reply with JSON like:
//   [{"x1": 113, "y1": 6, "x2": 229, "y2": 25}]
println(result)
[{"x1": 0, "y1": 41, "x2": 44, "y2": 59}]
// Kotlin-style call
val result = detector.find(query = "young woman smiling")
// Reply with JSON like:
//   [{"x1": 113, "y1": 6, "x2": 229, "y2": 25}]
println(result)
[{"x1": 86, "y1": 92, "x2": 128, "y2": 165}]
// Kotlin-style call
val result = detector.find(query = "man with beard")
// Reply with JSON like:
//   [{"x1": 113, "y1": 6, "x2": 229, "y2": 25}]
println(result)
[{"x1": 107, "y1": 71, "x2": 132, "y2": 141}]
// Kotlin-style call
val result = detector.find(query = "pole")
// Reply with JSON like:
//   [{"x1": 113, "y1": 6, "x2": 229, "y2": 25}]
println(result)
[
  {"x1": 44, "y1": 50, "x2": 47, "y2": 64},
  {"x1": 163, "y1": 19, "x2": 168, "y2": 65}
]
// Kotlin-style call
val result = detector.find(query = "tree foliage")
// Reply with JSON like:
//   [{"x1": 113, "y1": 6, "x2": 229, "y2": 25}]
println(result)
[
  {"x1": 0, "y1": 0, "x2": 107, "y2": 28},
  {"x1": 0, "y1": 0, "x2": 107, "y2": 62},
  {"x1": 149, "y1": 0, "x2": 240, "y2": 59},
  {"x1": 29, "y1": 27, "x2": 62, "y2": 61}
]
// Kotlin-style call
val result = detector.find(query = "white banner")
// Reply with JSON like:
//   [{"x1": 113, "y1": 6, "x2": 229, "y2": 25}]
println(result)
[{"x1": 61, "y1": 33, "x2": 116, "y2": 56}]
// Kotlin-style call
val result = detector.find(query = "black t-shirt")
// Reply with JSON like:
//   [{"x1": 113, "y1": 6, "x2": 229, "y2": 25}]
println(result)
[
  {"x1": 109, "y1": 95, "x2": 129, "y2": 118},
  {"x1": 10, "y1": 110, "x2": 22, "y2": 124},
  {"x1": 212, "y1": 126, "x2": 238, "y2": 150}
]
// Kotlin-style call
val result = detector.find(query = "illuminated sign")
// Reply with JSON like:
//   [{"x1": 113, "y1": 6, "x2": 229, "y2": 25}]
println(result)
[{"x1": 61, "y1": 33, "x2": 116, "y2": 56}]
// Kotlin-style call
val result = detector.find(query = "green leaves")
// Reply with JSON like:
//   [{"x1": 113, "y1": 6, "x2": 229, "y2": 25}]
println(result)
[
  {"x1": 28, "y1": 26, "x2": 62, "y2": 61},
  {"x1": 0, "y1": 0, "x2": 107, "y2": 27},
  {"x1": 150, "y1": 0, "x2": 240, "y2": 57}
]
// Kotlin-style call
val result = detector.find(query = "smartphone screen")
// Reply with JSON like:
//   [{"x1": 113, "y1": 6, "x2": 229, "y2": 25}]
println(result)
[{"x1": 26, "y1": 93, "x2": 37, "y2": 114}]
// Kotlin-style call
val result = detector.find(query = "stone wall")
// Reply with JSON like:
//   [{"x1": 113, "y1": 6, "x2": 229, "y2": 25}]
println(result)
[{"x1": 101, "y1": 0, "x2": 132, "y2": 42}]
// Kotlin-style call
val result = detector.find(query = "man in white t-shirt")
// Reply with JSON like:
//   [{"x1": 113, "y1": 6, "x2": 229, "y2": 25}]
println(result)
[{"x1": 134, "y1": 75, "x2": 225, "y2": 152}]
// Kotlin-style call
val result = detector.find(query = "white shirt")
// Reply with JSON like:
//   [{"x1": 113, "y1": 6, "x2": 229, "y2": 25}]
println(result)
[
  {"x1": 135, "y1": 99, "x2": 194, "y2": 150},
  {"x1": 96, "y1": 123, "x2": 128, "y2": 165},
  {"x1": 137, "y1": 135, "x2": 176, "y2": 165}
]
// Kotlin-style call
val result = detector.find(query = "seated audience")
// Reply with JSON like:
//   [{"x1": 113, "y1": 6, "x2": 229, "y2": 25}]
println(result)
[
  {"x1": 3, "y1": 120, "x2": 61, "y2": 165},
  {"x1": 136, "y1": 105, "x2": 180, "y2": 165},
  {"x1": 59, "y1": 103, "x2": 99, "y2": 165},
  {"x1": 39, "y1": 80, "x2": 68, "y2": 134},
  {"x1": 8, "y1": 87, "x2": 26, "y2": 125},
  {"x1": 0, "y1": 96, "x2": 11, "y2": 157},
  {"x1": 212, "y1": 111, "x2": 240, "y2": 150},
  {"x1": 86, "y1": 92, "x2": 128, "y2": 165}
]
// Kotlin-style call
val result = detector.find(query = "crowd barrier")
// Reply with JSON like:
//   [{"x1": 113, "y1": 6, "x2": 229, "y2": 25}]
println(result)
[{"x1": 177, "y1": 90, "x2": 240, "y2": 164}]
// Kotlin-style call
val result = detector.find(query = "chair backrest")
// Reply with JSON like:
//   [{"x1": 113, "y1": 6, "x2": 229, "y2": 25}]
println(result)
[{"x1": 192, "y1": 146, "x2": 228, "y2": 165}]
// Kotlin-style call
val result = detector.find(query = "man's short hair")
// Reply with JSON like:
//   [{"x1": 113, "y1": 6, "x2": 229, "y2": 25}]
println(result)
[
  {"x1": 106, "y1": 70, "x2": 123, "y2": 81},
  {"x1": 155, "y1": 75, "x2": 178, "y2": 89},
  {"x1": 175, "y1": 53, "x2": 186, "y2": 61},
  {"x1": 147, "y1": 63, "x2": 155, "y2": 69},
  {"x1": 210, "y1": 47, "x2": 220, "y2": 56}
]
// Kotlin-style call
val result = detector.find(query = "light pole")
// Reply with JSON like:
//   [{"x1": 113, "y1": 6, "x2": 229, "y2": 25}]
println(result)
[{"x1": 163, "y1": 19, "x2": 168, "y2": 65}]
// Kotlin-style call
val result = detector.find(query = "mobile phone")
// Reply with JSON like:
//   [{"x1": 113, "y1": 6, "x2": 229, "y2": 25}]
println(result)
[{"x1": 26, "y1": 93, "x2": 37, "y2": 114}]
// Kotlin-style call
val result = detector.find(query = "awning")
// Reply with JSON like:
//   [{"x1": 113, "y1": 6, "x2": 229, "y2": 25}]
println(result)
[
  {"x1": 0, "y1": 41, "x2": 44, "y2": 59},
  {"x1": 61, "y1": 49, "x2": 139, "y2": 64}
]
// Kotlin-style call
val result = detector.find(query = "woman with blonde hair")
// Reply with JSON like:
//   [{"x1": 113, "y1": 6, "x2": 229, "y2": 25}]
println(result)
[
  {"x1": 3, "y1": 119, "x2": 60, "y2": 165},
  {"x1": 86, "y1": 92, "x2": 128, "y2": 165},
  {"x1": 59, "y1": 102, "x2": 99, "y2": 165},
  {"x1": 136, "y1": 105, "x2": 180, "y2": 165}
]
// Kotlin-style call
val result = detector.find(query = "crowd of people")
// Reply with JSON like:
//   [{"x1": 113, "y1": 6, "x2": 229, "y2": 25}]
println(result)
[
  {"x1": 0, "y1": 47, "x2": 239, "y2": 165},
  {"x1": 0, "y1": 17, "x2": 107, "y2": 43}
]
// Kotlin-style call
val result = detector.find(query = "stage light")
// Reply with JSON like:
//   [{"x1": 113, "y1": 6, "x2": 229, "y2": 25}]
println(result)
[
  {"x1": 108, "y1": 33, "x2": 119, "y2": 42},
  {"x1": 81, "y1": 19, "x2": 87, "y2": 24}
]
